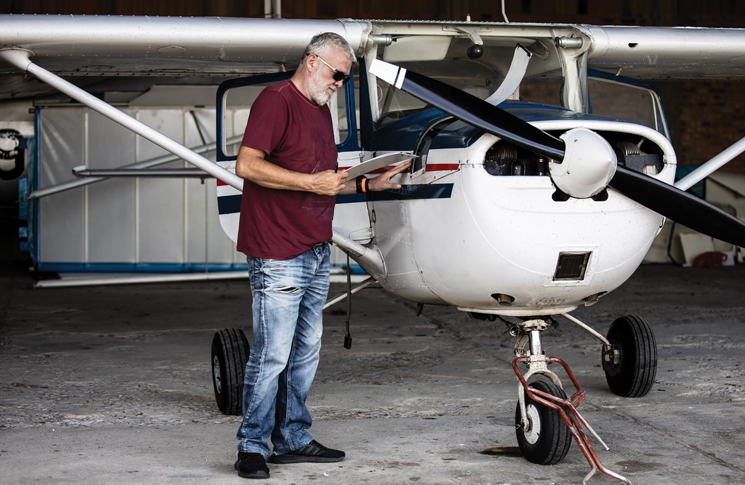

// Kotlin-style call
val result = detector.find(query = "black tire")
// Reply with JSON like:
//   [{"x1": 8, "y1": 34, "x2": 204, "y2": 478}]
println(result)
[
  {"x1": 211, "y1": 328, "x2": 250, "y2": 416},
  {"x1": 515, "y1": 379, "x2": 572, "y2": 465},
  {"x1": 604, "y1": 316, "x2": 657, "y2": 397}
]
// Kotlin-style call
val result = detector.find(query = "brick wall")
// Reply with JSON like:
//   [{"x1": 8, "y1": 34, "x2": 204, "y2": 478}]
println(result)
[{"x1": 657, "y1": 82, "x2": 745, "y2": 172}]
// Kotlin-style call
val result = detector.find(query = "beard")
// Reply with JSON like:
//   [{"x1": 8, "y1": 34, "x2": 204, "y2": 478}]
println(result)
[{"x1": 308, "y1": 67, "x2": 336, "y2": 106}]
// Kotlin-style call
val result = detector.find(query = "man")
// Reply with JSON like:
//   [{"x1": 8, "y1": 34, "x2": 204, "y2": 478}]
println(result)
[{"x1": 233, "y1": 32, "x2": 410, "y2": 479}]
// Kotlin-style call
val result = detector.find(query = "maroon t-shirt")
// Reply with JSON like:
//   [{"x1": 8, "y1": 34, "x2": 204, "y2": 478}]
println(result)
[{"x1": 237, "y1": 80, "x2": 337, "y2": 260}]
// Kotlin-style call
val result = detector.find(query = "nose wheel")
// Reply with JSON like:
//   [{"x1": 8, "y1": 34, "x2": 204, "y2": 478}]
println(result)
[
  {"x1": 509, "y1": 318, "x2": 633, "y2": 484},
  {"x1": 515, "y1": 379, "x2": 572, "y2": 465}
]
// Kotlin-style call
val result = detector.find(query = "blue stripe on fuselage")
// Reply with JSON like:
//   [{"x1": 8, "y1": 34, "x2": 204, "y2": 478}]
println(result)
[
  {"x1": 216, "y1": 183, "x2": 454, "y2": 215},
  {"x1": 358, "y1": 182, "x2": 453, "y2": 202},
  {"x1": 217, "y1": 194, "x2": 242, "y2": 215}
]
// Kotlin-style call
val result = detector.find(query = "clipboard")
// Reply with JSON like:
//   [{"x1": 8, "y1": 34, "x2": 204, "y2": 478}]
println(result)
[{"x1": 343, "y1": 151, "x2": 415, "y2": 178}]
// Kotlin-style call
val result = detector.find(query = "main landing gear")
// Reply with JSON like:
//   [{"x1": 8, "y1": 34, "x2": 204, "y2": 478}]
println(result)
[
  {"x1": 211, "y1": 328, "x2": 250, "y2": 416},
  {"x1": 508, "y1": 314, "x2": 657, "y2": 484}
]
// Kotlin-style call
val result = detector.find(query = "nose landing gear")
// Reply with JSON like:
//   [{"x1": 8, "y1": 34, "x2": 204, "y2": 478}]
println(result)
[{"x1": 509, "y1": 317, "x2": 634, "y2": 484}]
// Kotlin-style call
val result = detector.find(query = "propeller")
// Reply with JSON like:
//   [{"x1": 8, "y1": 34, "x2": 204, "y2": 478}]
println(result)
[{"x1": 369, "y1": 59, "x2": 745, "y2": 248}]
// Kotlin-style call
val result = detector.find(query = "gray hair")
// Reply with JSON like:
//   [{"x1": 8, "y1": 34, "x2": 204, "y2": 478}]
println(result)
[{"x1": 302, "y1": 32, "x2": 356, "y2": 64}]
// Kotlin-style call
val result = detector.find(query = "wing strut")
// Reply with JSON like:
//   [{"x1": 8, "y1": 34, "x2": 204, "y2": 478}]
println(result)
[
  {"x1": 0, "y1": 49, "x2": 244, "y2": 191},
  {"x1": 675, "y1": 134, "x2": 745, "y2": 191}
]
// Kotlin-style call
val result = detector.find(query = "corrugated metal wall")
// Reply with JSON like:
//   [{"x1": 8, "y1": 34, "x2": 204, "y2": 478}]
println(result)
[{"x1": 37, "y1": 106, "x2": 245, "y2": 272}]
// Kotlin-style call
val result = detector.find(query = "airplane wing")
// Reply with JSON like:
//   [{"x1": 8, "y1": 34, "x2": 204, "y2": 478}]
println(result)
[
  {"x1": 583, "y1": 25, "x2": 745, "y2": 80},
  {"x1": 0, "y1": 16, "x2": 372, "y2": 99},
  {"x1": 3, "y1": 17, "x2": 745, "y2": 80}
]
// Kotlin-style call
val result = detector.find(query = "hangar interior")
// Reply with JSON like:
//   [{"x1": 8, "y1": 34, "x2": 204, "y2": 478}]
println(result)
[{"x1": 1, "y1": 8, "x2": 745, "y2": 484}]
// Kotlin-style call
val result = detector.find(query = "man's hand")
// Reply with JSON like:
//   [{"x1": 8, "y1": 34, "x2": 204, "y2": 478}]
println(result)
[
  {"x1": 368, "y1": 160, "x2": 412, "y2": 191},
  {"x1": 337, "y1": 160, "x2": 414, "y2": 195},
  {"x1": 236, "y1": 146, "x2": 349, "y2": 195},
  {"x1": 308, "y1": 170, "x2": 349, "y2": 196}
]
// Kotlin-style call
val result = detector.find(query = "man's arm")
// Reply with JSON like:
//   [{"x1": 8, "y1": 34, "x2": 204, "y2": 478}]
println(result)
[
  {"x1": 236, "y1": 146, "x2": 348, "y2": 196},
  {"x1": 338, "y1": 160, "x2": 412, "y2": 195}
]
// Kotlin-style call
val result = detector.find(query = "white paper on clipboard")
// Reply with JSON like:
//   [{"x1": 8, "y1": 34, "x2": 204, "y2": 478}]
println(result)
[{"x1": 342, "y1": 151, "x2": 415, "y2": 178}]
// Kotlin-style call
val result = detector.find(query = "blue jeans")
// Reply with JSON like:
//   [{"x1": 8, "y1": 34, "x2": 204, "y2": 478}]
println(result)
[{"x1": 236, "y1": 243, "x2": 330, "y2": 458}]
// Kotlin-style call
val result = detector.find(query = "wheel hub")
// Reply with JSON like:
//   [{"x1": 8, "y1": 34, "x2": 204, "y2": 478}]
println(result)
[
  {"x1": 602, "y1": 341, "x2": 623, "y2": 376},
  {"x1": 523, "y1": 404, "x2": 541, "y2": 445},
  {"x1": 213, "y1": 355, "x2": 222, "y2": 394}
]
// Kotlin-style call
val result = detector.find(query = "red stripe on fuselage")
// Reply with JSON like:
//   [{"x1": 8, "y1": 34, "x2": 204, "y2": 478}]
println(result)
[{"x1": 425, "y1": 163, "x2": 460, "y2": 171}]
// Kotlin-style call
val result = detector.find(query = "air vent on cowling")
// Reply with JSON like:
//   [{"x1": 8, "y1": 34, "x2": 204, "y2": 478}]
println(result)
[{"x1": 553, "y1": 252, "x2": 591, "y2": 281}]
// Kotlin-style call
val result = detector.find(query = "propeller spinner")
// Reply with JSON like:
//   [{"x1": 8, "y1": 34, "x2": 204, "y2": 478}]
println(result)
[{"x1": 369, "y1": 59, "x2": 745, "y2": 248}]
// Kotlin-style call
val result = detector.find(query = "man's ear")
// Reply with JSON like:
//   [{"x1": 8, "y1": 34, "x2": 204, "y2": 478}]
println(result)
[{"x1": 305, "y1": 54, "x2": 317, "y2": 72}]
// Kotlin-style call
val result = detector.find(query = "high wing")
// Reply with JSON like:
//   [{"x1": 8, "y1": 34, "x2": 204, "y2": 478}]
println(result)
[
  {"x1": 583, "y1": 25, "x2": 745, "y2": 80},
  {"x1": 2, "y1": 17, "x2": 745, "y2": 88},
  {"x1": 0, "y1": 16, "x2": 372, "y2": 99}
]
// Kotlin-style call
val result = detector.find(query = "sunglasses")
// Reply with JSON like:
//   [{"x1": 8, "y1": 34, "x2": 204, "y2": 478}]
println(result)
[{"x1": 316, "y1": 55, "x2": 351, "y2": 85}]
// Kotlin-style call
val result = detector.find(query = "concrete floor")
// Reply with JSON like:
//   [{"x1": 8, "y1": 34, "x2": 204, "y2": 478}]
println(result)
[{"x1": 1, "y1": 263, "x2": 745, "y2": 484}]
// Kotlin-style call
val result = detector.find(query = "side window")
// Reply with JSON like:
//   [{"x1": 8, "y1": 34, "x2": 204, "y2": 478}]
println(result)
[
  {"x1": 588, "y1": 78, "x2": 665, "y2": 135},
  {"x1": 217, "y1": 74, "x2": 357, "y2": 161},
  {"x1": 222, "y1": 84, "x2": 267, "y2": 158},
  {"x1": 329, "y1": 87, "x2": 350, "y2": 145},
  {"x1": 515, "y1": 77, "x2": 563, "y2": 107},
  {"x1": 376, "y1": 77, "x2": 430, "y2": 129},
  {"x1": 337, "y1": 66, "x2": 362, "y2": 148}
]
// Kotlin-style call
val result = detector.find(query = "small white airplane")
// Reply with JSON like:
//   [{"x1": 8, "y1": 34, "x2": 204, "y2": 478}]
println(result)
[{"x1": 3, "y1": 15, "x2": 745, "y2": 484}]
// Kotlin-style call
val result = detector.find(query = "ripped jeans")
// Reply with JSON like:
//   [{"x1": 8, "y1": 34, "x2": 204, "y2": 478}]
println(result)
[{"x1": 236, "y1": 243, "x2": 330, "y2": 458}]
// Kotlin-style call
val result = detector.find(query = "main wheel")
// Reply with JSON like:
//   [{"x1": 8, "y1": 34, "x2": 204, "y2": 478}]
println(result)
[
  {"x1": 211, "y1": 328, "x2": 250, "y2": 415},
  {"x1": 515, "y1": 379, "x2": 572, "y2": 465},
  {"x1": 603, "y1": 315, "x2": 657, "y2": 397}
]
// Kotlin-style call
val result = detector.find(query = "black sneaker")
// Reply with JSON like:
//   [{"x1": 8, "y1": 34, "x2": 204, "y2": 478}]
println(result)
[
  {"x1": 235, "y1": 452, "x2": 270, "y2": 479},
  {"x1": 268, "y1": 440, "x2": 345, "y2": 464}
]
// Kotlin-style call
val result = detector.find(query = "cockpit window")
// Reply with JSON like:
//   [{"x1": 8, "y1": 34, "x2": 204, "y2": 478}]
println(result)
[
  {"x1": 588, "y1": 78, "x2": 667, "y2": 136},
  {"x1": 375, "y1": 63, "x2": 564, "y2": 128},
  {"x1": 370, "y1": 35, "x2": 668, "y2": 138},
  {"x1": 376, "y1": 78, "x2": 431, "y2": 129},
  {"x1": 374, "y1": 58, "x2": 501, "y2": 128},
  {"x1": 512, "y1": 75, "x2": 563, "y2": 107}
]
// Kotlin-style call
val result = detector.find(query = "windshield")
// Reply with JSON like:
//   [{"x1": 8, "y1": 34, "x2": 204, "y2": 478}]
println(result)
[
  {"x1": 374, "y1": 57, "x2": 503, "y2": 128},
  {"x1": 374, "y1": 36, "x2": 550, "y2": 128},
  {"x1": 372, "y1": 36, "x2": 668, "y2": 138},
  {"x1": 374, "y1": 64, "x2": 566, "y2": 128}
]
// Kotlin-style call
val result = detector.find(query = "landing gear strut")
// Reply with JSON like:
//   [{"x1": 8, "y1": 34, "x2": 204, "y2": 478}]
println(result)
[{"x1": 509, "y1": 318, "x2": 633, "y2": 484}]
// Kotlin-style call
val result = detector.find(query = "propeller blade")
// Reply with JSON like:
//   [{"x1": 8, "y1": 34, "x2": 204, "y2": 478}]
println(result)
[
  {"x1": 369, "y1": 59, "x2": 565, "y2": 161},
  {"x1": 610, "y1": 166, "x2": 745, "y2": 247}
]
